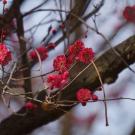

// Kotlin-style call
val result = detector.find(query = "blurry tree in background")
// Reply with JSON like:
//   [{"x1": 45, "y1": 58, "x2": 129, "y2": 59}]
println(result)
[{"x1": 0, "y1": 0, "x2": 135, "y2": 135}]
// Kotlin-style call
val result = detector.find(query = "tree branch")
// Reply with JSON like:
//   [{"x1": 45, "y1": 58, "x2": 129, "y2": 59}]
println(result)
[
  {"x1": 0, "y1": 35, "x2": 135, "y2": 135},
  {"x1": 14, "y1": 2, "x2": 32, "y2": 97}
]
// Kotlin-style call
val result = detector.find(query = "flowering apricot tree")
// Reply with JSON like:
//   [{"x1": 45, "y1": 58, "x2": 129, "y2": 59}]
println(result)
[{"x1": 0, "y1": 0, "x2": 135, "y2": 135}]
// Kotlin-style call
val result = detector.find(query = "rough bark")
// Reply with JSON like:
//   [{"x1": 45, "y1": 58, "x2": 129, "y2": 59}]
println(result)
[{"x1": 0, "y1": 35, "x2": 135, "y2": 135}]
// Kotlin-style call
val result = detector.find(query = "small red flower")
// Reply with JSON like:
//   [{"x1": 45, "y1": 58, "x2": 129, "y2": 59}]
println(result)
[
  {"x1": 29, "y1": 46, "x2": 48, "y2": 61},
  {"x1": 123, "y1": 6, "x2": 135, "y2": 22},
  {"x1": 47, "y1": 71, "x2": 69, "y2": 89},
  {"x1": 0, "y1": 44, "x2": 12, "y2": 66},
  {"x1": 77, "y1": 48, "x2": 94, "y2": 64},
  {"x1": 24, "y1": 101, "x2": 37, "y2": 110},
  {"x1": 68, "y1": 40, "x2": 84, "y2": 56},
  {"x1": 53, "y1": 55, "x2": 67, "y2": 73},
  {"x1": 76, "y1": 88, "x2": 92, "y2": 106}
]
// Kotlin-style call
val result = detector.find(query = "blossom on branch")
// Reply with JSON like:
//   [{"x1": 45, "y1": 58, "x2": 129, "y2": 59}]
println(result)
[
  {"x1": 76, "y1": 88, "x2": 92, "y2": 106},
  {"x1": 68, "y1": 40, "x2": 84, "y2": 57},
  {"x1": 0, "y1": 43, "x2": 12, "y2": 66},
  {"x1": 77, "y1": 48, "x2": 94, "y2": 64},
  {"x1": 47, "y1": 71, "x2": 69, "y2": 89},
  {"x1": 53, "y1": 55, "x2": 67, "y2": 73},
  {"x1": 29, "y1": 46, "x2": 48, "y2": 61},
  {"x1": 76, "y1": 88, "x2": 98, "y2": 106}
]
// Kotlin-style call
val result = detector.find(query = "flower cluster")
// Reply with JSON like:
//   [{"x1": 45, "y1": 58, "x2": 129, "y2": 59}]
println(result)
[
  {"x1": 47, "y1": 40, "x2": 94, "y2": 91},
  {"x1": 47, "y1": 54, "x2": 69, "y2": 89},
  {"x1": 29, "y1": 46, "x2": 48, "y2": 61},
  {"x1": 0, "y1": 44, "x2": 12, "y2": 66},
  {"x1": 76, "y1": 88, "x2": 98, "y2": 106},
  {"x1": 68, "y1": 40, "x2": 84, "y2": 58},
  {"x1": 123, "y1": 5, "x2": 135, "y2": 22},
  {"x1": 68, "y1": 40, "x2": 94, "y2": 64}
]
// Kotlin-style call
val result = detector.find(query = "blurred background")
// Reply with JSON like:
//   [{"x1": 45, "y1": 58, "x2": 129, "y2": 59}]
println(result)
[{"x1": 1, "y1": 0, "x2": 135, "y2": 135}]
